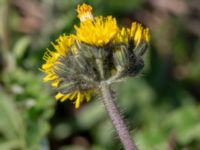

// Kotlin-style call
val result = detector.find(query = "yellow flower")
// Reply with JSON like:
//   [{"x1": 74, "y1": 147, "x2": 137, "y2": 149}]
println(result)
[
  {"x1": 41, "y1": 34, "x2": 74, "y2": 87},
  {"x1": 77, "y1": 3, "x2": 94, "y2": 22},
  {"x1": 41, "y1": 33, "x2": 93, "y2": 108},
  {"x1": 41, "y1": 3, "x2": 150, "y2": 109},
  {"x1": 75, "y1": 3, "x2": 150, "y2": 47},
  {"x1": 114, "y1": 22, "x2": 150, "y2": 46},
  {"x1": 75, "y1": 16, "x2": 119, "y2": 47}
]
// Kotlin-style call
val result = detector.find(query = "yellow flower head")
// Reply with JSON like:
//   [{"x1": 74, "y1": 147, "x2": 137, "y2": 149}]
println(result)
[
  {"x1": 41, "y1": 34, "x2": 74, "y2": 87},
  {"x1": 75, "y1": 16, "x2": 119, "y2": 47},
  {"x1": 41, "y1": 34, "x2": 93, "y2": 108},
  {"x1": 114, "y1": 22, "x2": 150, "y2": 46},
  {"x1": 77, "y1": 3, "x2": 94, "y2": 22},
  {"x1": 41, "y1": 3, "x2": 150, "y2": 108}
]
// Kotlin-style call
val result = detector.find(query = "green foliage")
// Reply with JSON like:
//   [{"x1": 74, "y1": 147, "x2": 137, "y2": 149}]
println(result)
[{"x1": 0, "y1": 69, "x2": 55, "y2": 150}]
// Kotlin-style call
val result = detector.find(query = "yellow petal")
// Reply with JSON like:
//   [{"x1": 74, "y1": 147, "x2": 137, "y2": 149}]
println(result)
[
  {"x1": 55, "y1": 92, "x2": 64, "y2": 100},
  {"x1": 61, "y1": 93, "x2": 71, "y2": 102},
  {"x1": 75, "y1": 92, "x2": 81, "y2": 108}
]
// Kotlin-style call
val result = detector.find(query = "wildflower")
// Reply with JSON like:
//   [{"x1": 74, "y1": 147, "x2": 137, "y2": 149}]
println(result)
[
  {"x1": 41, "y1": 3, "x2": 150, "y2": 108},
  {"x1": 76, "y1": 3, "x2": 94, "y2": 22}
]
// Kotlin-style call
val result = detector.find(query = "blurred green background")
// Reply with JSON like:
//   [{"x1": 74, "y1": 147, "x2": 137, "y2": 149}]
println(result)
[{"x1": 0, "y1": 0, "x2": 200, "y2": 150}]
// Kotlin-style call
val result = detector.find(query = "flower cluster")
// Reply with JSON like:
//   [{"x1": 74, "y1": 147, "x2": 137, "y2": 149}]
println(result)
[{"x1": 41, "y1": 3, "x2": 150, "y2": 108}]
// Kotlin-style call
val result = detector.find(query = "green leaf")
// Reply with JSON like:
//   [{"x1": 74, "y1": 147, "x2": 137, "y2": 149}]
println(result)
[
  {"x1": 0, "y1": 91, "x2": 26, "y2": 149},
  {"x1": 13, "y1": 36, "x2": 31, "y2": 60}
]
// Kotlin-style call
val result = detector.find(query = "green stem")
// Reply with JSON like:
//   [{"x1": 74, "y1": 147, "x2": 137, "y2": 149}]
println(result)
[{"x1": 100, "y1": 81, "x2": 138, "y2": 150}]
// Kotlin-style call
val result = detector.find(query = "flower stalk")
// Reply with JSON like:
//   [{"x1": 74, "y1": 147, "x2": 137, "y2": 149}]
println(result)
[{"x1": 100, "y1": 81, "x2": 138, "y2": 150}]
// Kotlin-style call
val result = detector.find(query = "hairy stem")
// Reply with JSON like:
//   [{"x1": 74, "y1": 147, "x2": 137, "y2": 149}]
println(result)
[
  {"x1": 107, "y1": 66, "x2": 124, "y2": 84},
  {"x1": 100, "y1": 81, "x2": 138, "y2": 150}
]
